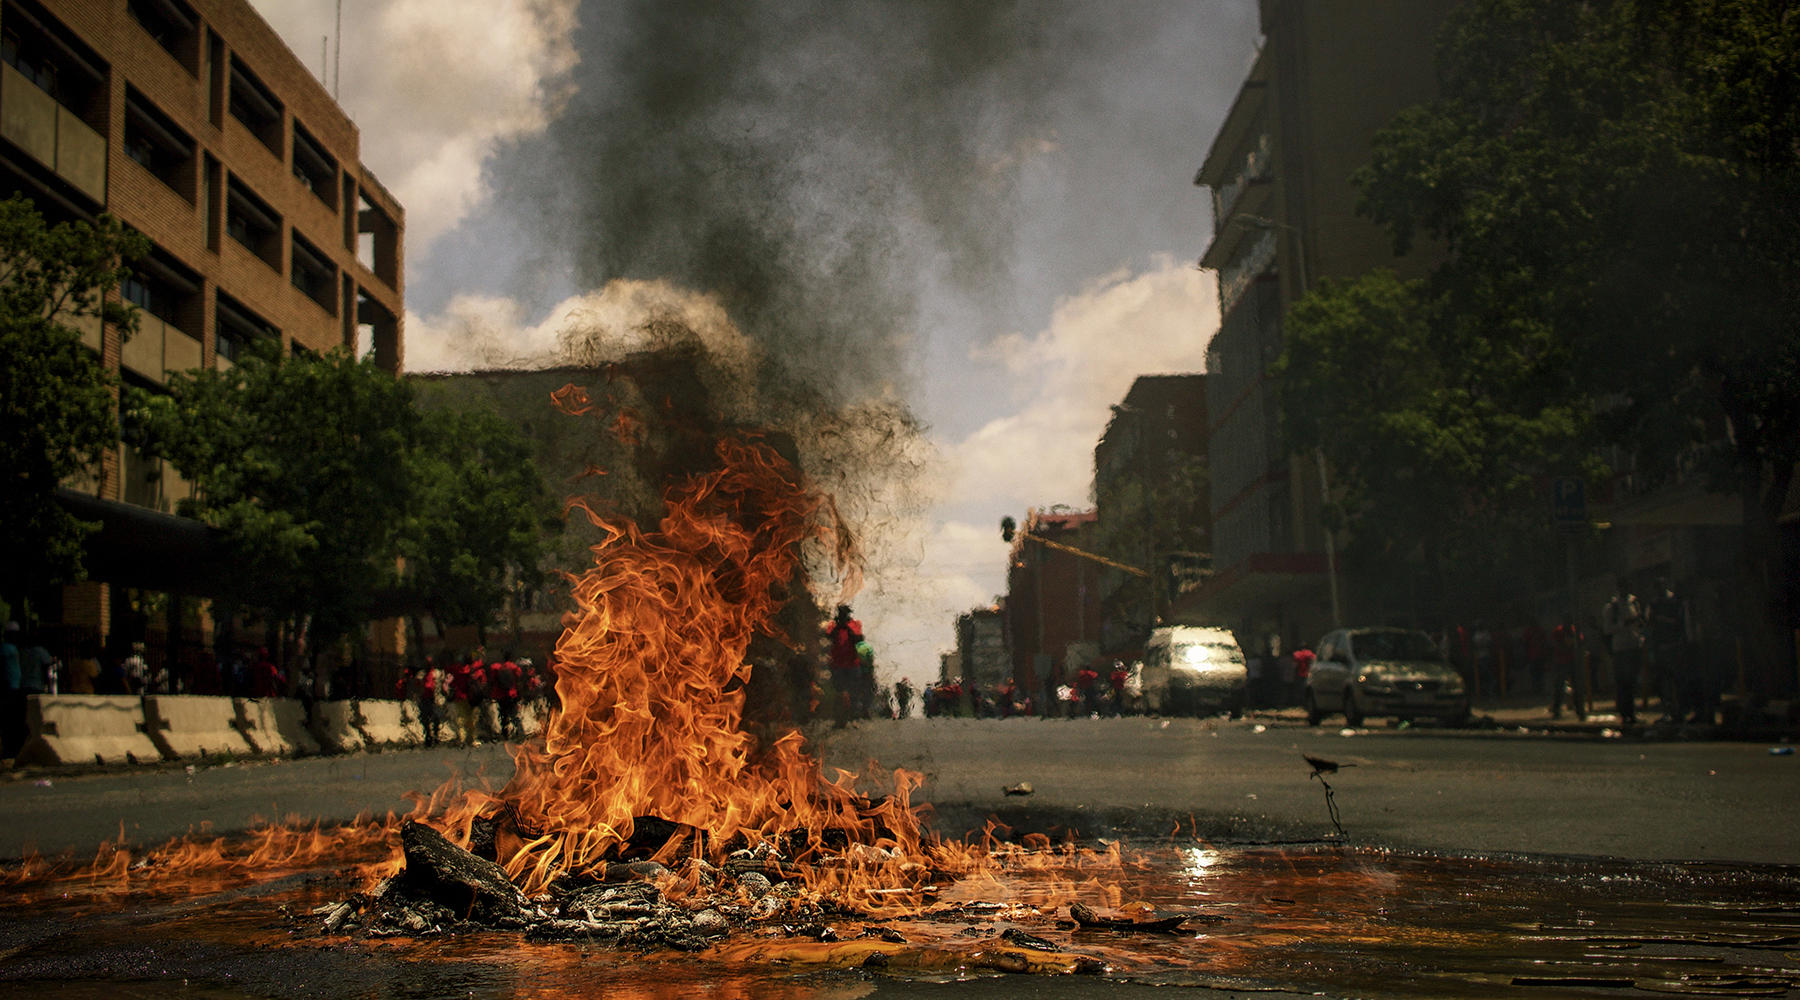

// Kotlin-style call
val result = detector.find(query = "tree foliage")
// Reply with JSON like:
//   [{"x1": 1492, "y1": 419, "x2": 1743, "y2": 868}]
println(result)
[
  {"x1": 129, "y1": 349, "x2": 557, "y2": 654},
  {"x1": 0, "y1": 196, "x2": 146, "y2": 587},
  {"x1": 1280, "y1": 0, "x2": 1798, "y2": 632},
  {"x1": 129, "y1": 343, "x2": 420, "y2": 648},
  {"x1": 403, "y1": 404, "x2": 557, "y2": 642}
]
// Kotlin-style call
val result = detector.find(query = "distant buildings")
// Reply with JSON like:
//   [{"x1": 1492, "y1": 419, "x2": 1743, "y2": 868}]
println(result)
[
  {"x1": 950, "y1": 606, "x2": 1006, "y2": 692},
  {"x1": 10, "y1": 0, "x2": 404, "y2": 656},
  {"x1": 1092, "y1": 373, "x2": 1210, "y2": 656},
  {"x1": 1000, "y1": 508, "x2": 1101, "y2": 704},
  {"x1": 1179, "y1": 0, "x2": 1453, "y2": 654}
]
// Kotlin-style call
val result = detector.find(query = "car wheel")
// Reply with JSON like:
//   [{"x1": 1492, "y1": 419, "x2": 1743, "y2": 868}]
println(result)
[
  {"x1": 1343, "y1": 689, "x2": 1365, "y2": 727},
  {"x1": 1304, "y1": 690, "x2": 1323, "y2": 727},
  {"x1": 1443, "y1": 704, "x2": 1470, "y2": 727}
]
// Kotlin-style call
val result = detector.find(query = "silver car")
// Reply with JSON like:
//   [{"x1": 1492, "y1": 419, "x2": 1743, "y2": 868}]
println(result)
[
  {"x1": 1304, "y1": 627, "x2": 1469, "y2": 727},
  {"x1": 1142, "y1": 626, "x2": 1247, "y2": 718}
]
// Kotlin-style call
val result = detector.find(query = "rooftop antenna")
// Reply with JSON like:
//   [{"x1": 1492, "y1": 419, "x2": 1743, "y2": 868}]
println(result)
[{"x1": 333, "y1": 0, "x2": 342, "y2": 102}]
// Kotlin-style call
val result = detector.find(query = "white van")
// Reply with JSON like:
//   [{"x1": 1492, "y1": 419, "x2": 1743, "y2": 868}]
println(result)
[{"x1": 1141, "y1": 626, "x2": 1247, "y2": 717}]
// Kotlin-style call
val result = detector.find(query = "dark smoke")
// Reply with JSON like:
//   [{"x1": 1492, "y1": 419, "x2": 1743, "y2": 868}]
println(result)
[{"x1": 488, "y1": 0, "x2": 1094, "y2": 411}]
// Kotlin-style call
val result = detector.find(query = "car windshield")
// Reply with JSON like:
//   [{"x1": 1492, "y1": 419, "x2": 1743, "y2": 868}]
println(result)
[{"x1": 1350, "y1": 630, "x2": 1442, "y2": 662}]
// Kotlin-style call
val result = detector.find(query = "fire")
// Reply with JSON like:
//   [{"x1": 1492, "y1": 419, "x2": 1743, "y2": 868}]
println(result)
[
  {"x1": 5, "y1": 388, "x2": 1127, "y2": 928},
  {"x1": 487, "y1": 433, "x2": 952, "y2": 904}
]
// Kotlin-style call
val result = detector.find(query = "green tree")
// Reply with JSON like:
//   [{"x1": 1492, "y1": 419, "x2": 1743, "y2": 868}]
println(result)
[
  {"x1": 1293, "y1": 0, "x2": 1796, "y2": 673},
  {"x1": 403, "y1": 405, "x2": 556, "y2": 645},
  {"x1": 1276, "y1": 269, "x2": 1597, "y2": 616},
  {"x1": 0, "y1": 196, "x2": 146, "y2": 590},
  {"x1": 128, "y1": 343, "x2": 419, "y2": 659}
]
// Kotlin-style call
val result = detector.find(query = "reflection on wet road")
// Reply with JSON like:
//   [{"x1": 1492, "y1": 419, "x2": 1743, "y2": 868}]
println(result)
[{"x1": 3, "y1": 843, "x2": 1796, "y2": 999}]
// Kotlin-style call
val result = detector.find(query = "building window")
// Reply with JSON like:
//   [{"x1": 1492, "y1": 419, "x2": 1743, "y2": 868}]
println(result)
[
  {"x1": 227, "y1": 55, "x2": 283, "y2": 154},
  {"x1": 290, "y1": 230, "x2": 336, "y2": 313},
  {"x1": 215, "y1": 290, "x2": 277, "y2": 362},
  {"x1": 291, "y1": 120, "x2": 338, "y2": 208},
  {"x1": 224, "y1": 175, "x2": 282, "y2": 270},
  {"x1": 1, "y1": 1, "x2": 107, "y2": 125},
  {"x1": 126, "y1": 0, "x2": 199, "y2": 74},
  {"x1": 123, "y1": 87, "x2": 194, "y2": 195},
  {"x1": 121, "y1": 250, "x2": 201, "y2": 330}
]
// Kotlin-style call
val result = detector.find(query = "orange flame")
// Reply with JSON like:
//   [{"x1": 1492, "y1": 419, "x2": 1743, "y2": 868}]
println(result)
[{"x1": 490, "y1": 436, "x2": 949, "y2": 904}]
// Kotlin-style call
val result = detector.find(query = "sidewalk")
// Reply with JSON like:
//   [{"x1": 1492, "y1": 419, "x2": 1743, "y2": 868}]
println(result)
[{"x1": 1248, "y1": 693, "x2": 1800, "y2": 742}]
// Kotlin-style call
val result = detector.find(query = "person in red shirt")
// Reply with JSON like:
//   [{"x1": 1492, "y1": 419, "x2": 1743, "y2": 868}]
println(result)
[
  {"x1": 1075, "y1": 665, "x2": 1100, "y2": 715},
  {"x1": 1549, "y1": 617, "x2": 1587, "y2": 720},
  {"x1": 491, "y1": 652, "x2": 523, "y2": 741},
  {"x1": 1292, "y1": 646, "x2": 1316, "y2": 682},
  {"x1": 825, "y1": 605, "x2": 863, "y2": 728},
  {"x1": 249, "y1": 647, "x2": 283, "y2": 699},
  {"x1": 447, "y1": 653, "x2": 480, "y2": 747},
  {"x1": 1108, "y1": 661, "x2": 1129, "y2": 717}
]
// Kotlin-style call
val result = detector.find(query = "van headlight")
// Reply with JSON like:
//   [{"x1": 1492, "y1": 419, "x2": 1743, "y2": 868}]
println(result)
[{"x1": 1443, "y1": 676, "x2": 1466, "y2": 694}]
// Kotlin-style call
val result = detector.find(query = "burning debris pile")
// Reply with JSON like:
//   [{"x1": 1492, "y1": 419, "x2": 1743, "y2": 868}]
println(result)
[
  {"x1": 322, "y1": 818, "x2": 1149, "y2": 975},
  {"x1": 340, "y1": 820, "x2": 865, "y2": 952},
  {"x1": 294, "y1": 414, "x2": 1194, "y2": 975}
]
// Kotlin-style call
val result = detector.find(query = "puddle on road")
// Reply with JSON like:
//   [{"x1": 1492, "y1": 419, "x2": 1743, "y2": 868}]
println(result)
[{"x1": 3, "y1": 845, "x2": 1797, "y2": 999}]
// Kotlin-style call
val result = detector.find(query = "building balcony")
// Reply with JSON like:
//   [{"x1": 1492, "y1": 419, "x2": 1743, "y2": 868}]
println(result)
[{"x1": 0, "y1": 61, "x2": 105, "y2": 204}]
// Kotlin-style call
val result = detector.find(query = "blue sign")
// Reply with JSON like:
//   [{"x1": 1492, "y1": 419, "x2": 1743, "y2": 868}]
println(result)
[{"x1": 1552, "y1": 477, "x2": 1586, "y2": 531}]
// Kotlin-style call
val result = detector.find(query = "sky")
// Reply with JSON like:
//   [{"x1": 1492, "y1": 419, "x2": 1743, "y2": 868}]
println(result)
[{"x1": 249, "y1": 0, "x2": 1261, "y2": 684}]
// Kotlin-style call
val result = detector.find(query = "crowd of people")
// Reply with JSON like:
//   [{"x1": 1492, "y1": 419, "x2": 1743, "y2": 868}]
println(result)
[{"x1": 397, "y1": 650, "x2": 551, "y2": 748}]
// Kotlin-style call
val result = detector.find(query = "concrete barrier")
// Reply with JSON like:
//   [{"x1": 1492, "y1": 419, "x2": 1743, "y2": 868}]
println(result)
[
  {"x1": 233, "y1": 698, "x2": 321, "y2": 757},
  {"x1": 358, "y1": 699, "x2": 423, "y2": 748},
  {"x1": 16, "y1": 695, "x2": 162, "y2": 766},
  {"x1": 309, "y1": 700, "x2": 366, "y2": 753},
  {"x1": 141, "y1": 695, "x2": 256, "y2": 760}
]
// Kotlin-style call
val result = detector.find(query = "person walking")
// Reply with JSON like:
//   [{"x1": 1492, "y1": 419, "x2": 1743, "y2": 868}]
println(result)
[
  {"x1": 825, "y1": 605, "x2": 863, "y2": 728},
  {"x1": 893, "y1": 678, "x2": 914, "y2": 720},
  {"x1": 491, "y1": 652, "x2": 523, "y2": 741},
  {"x1": 1602, "y1": 577, "x2": 1646, "y2": 725},
  {"x1": 1548, "y1": 617, "x2": 1587, "y2": 720}
]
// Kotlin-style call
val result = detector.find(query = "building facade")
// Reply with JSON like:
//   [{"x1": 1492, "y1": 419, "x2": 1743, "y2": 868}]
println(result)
[
  {"x1": 1091, "y1": 373, "x2": 1209, "y2": 655},
  {"x1": 4, "y1": 0, "x2": 404, "y2": 650},
  {"x1": 1178, "y1": 0, "x2": 1454, "y2": 653},
  {"x1": 1003, "y1": 508, "x2": 1102, "y2": 711},
  {"x1": 951, "y1": 606, "x2": 1007, "y2": 694}
]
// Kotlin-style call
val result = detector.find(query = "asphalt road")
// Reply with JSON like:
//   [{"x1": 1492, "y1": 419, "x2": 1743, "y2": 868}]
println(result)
[{"x1": 3, "y1": 716, "x2": 1797, "y2": 863}]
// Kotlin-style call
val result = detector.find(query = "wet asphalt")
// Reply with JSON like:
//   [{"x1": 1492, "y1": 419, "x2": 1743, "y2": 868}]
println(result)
[{"x1": 3, "y1": 714, "x2": 1795, "y2": 864}]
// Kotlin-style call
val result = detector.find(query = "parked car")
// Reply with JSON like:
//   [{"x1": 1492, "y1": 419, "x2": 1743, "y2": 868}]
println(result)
[
  {"x1": 1304, "y1": 627, "x2": 1469, "y2": 726},
  {"x1": 1141, "y1": 626, "x2": 1247, "y2": 717}
]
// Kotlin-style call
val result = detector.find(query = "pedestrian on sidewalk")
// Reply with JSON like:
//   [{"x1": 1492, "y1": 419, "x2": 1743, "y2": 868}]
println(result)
[
  {"x1": 492, "y1": 651, "x2": 523, "y2": 741},
  {"x1": 1548, "y1": 616, "x2": 1586, "y2": 720},
  {"x1": 1602, "y1": 577, "x2": 1646, "y2": 725}
]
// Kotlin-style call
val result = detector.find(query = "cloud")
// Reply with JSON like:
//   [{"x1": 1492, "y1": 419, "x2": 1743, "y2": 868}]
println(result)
[
  {"x1": 948, "y1": 257, "x2": 1219, "y2": 514},
  {"x1": 402, "y1": 278, "x2": 749, "y2": 374},
  {"x1": 860, "y1": 259, "x2": 1220, "y2": 686},
  {"x1": 853, "y1": 519, "x2": 1012, "y2": 687},
  {"x1": 249, "y1": 0, "x2": 577, "y2": 251}
]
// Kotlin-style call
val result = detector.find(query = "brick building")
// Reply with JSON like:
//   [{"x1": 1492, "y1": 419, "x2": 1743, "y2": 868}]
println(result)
[
  {"x1": 3, "y1": 0, "x2": 404, "y2": 649},
  {"x1": 1091, "y1": 373, "x2": 1209, "y2": 655},
  {"x1": 1003, "y1": 508, "x2": 1101, "y2": 711}
]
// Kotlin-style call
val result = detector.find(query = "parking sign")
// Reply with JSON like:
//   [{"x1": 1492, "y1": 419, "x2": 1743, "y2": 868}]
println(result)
[{"x1": 1552, "y1": 477, "x2": 1586, "y2": 531}]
